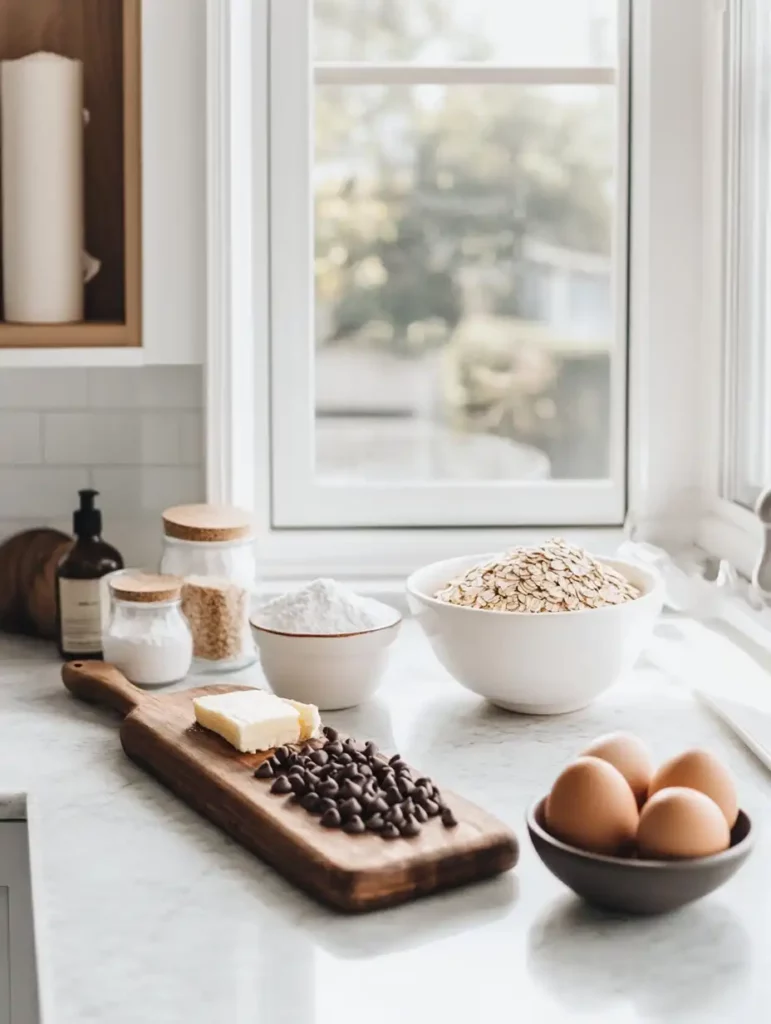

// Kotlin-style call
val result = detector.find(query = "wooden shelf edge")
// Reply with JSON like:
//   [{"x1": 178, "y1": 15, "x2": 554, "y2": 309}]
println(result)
[{"x1": 0, "y1": 322, "x2": 138, "y2": 348}]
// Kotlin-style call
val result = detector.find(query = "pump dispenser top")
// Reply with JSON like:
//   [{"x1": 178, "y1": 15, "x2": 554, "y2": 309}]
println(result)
[{"x1": 73, "y1": 488, "x2": 102, "y2": 539}]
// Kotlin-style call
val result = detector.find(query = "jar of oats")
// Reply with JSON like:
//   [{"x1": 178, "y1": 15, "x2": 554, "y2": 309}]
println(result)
[{"x1": 159, "y1": 504, "x2": 256, "y2": 672}]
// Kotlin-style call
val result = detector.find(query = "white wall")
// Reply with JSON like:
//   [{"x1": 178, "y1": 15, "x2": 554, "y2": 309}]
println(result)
[{"x1": 0, "y1": 367, "x2": 205, "y2": 566}]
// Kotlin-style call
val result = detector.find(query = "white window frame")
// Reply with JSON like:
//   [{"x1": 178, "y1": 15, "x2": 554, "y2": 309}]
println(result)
[
  {"x1": 207, "y1": 0, "x2": 713, "y2": 582},
  {"x1": 272, "y1": 1, "x2": 628, "y2": 528},
  {"x1": 696, "y1": 0, "x2": 763, "y2": 580}
]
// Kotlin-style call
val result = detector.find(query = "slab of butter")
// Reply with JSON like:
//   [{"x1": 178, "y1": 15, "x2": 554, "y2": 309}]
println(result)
[
  {"x1": 193, "y1": 690, "x2": 307, "y2": 753},
  {"x1": 288, "y1": 699, "x2": 322, "y2": 743}
]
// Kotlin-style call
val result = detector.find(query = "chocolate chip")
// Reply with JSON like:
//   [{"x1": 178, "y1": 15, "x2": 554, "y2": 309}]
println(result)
[
  {"x1": 301, "y1": 792, "x2": 321, "y2": 812},
  {"x1": 371, "y1": 796, "x2": 389, "y2": 814},
  {"x1": 401, "y1": 797, "x2": 415, "y2": 817},
  {"x1": 288, "y1": 764, "x2": 305, "y2": 777},
  {"x1": 270, "y1": 776, "x2": 292, "y2": 795},
  {"x1": 414, "y1": 805, "x2": 428, "y2": 823},
  {"x1": 424, "y1": 799, "x2": 440, "y2": 817},
  {"x1": 343, "y1": 815, "x2": 365, "y2": 834},
  {"x1": 325, "y1": 741, "x2": 343, "y2": 756},
  {"x1": 318, "y1": 797, "x2": 337, "y2": 814},
  {"x1": 365, "y1": 741, "x2": 378, "y2": 756},
  {"x1": 441, "y1": 808, "x2": 458, "y2": 828},
  {"x1": 385, "y1": 787, "x2": 401, "y2": 806},
  {"x1": 389, "y1": 753, "x2": 402, "y2": 765},
  {"x1": 400, "y1": 816, "x2": 421, "y2": 838},
  {"x1": 416, "y1": 777, "x2": 432, "y2": 788},
  {"x1": 318, "y1": 779, "x2": 339, "y2": 798},
  {"x1": 340, "y1": 763, "x2": 358, "y2": 780},
  {"x1": 289, "y1": 775, "x2": 307, "y2": 796},
  {"x1": 340, "y1": 780, "x2": 363, "y2": 800},
  {"x1": 366, "y1": 814, "x2": 385, "y2": 831},
  {"x1": 254, "y1": 761, "x2": 273, "y2": 779},
  {"x1": 323, "y1": 726, "x2": 339, "y2": 740},
  {"x1": 311, "y1": 749, "x2": 328, "y2": 766},
  {"x1": 321, "y1": 807, "x2": 342, "y2": 828},
  {"x1": 386, "y1": 807, "x2": 405, "y2": 828},
  {"x1": 339, "y1": 797, "x2": 363, "y2": 820},
  {"x1": 398, "y1": 778, "x2": 415, "y2": 797},
  {"x1": 358, "y1": 765, "x2": 373, "y2": 777},
  {"x1": 391, "y1": 759, "x2": 409, "y2": 773},
  {"x1": 339, "y1": 753, "x2": 353, "y2": 765},
  {"x1": 414, "y1": 786, "x2": 430, "y2": 804},
  {"x1": 381, "y1": 823, "x2": 400, "y2": 839}
]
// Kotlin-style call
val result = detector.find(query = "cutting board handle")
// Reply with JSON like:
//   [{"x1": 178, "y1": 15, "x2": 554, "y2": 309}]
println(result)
[{"x1": 62, "y1": 661, "x2": 149, "y2": 717}]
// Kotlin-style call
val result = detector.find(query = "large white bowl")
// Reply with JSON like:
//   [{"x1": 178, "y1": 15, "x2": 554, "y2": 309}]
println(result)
[
  {"x1": 406, "y1": 554, "x2": 663, "y2": 714},
  {"x1": 250, "y1": 618, "x2": 401, "y2": 711}
]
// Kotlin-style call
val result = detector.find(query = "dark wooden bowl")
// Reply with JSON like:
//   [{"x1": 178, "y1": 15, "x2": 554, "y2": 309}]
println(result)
[{"x1": 527, "y1": 797, "x2": 754, "y2": 915}]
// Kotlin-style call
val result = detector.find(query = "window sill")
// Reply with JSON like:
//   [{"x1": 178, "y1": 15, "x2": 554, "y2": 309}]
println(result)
[
  {"x1": 255, "y1": 525, "x2": 627, "y2": 585},
  {"x1": 696, "y1": 500, "x2": 761, "y2": 582}
]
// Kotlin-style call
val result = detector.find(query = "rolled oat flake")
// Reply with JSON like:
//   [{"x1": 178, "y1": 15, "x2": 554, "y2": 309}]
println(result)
[{"x1": 434, "y1": 539, "x2": 640, "y2": 614}]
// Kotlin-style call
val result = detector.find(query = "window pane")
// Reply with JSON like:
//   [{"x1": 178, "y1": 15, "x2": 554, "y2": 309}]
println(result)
[
  {"x1": 723, "y1": 0, "x2": 771, "y2": 507},
  {"x1": 314, "y1": 0, "x2": 618, "y2": 67},
  {"x1": 314, "y1": 84, "x2": 617, "y2": 482}
]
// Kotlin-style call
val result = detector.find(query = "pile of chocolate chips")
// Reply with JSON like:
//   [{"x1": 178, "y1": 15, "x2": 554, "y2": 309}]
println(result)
[{"x1": 254, "y1": 726, "x2": 457, "y2": 838}]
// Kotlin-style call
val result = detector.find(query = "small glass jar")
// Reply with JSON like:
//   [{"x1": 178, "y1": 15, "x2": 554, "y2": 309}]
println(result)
[
  {"x1": 159, "y1": 504, "x2": 256, "y2": 672},
  {"x1": 102, "y1": 572, "x2": 193, "y2": 686}
]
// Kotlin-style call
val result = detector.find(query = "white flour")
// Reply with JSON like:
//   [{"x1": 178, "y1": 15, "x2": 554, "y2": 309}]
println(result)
[
  {"x1": 254, "y1": 578, "x2": 399, "y2": 635},
  {"x1": 102, "y1": 630, "x2": 193, "y2": 686}
]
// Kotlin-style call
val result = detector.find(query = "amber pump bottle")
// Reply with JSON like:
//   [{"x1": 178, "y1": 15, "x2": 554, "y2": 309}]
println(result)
[{"x1": 56, "y1": 489, "x2": 124, "y2": 661}]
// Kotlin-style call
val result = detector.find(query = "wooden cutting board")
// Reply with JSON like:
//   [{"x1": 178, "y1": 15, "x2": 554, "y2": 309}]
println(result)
[{"x1": 62, "y1": 661, "x2": 518, "y2": 912}]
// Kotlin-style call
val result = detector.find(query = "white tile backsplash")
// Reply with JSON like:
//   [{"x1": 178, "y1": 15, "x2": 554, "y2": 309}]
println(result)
[
  {"x1": 178, "y1": 410, "x2": 203, "y2": 465},
  {"x1": 86, "y1": 366, "x2": 202, "y2": 409},
  {"x1": 0, "y1": 467, "x2": 90, "y2": 518},
  {"x1": 43, "y1": 412, "x2": 141, "y2": 465},
  {"x1": 0, "y1": 368, "x2": 89, "y2": 409},
  {"x1": 0, "y1": 413, "x2": 42, "y2": 464},
  {"x1": 0, "y1": 367, "x2": 205, "y2": 565},
  {"x1": 92, "y1": 466, "x2": 203, "y2": 515}
]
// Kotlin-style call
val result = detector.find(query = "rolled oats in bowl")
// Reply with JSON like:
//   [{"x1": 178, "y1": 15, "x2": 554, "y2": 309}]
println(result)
[{"x1": 434, "y1": 539, "x2": 640, "y2": 613}]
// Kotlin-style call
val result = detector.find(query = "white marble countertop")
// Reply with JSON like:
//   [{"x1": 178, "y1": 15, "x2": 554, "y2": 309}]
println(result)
[{"x1": 3, "y1": 618, "x2": 771, "y2": 1023}]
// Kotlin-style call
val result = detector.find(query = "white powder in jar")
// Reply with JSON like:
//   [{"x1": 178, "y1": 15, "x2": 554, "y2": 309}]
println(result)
[
  {"x1": 102, "y1": 627, "x2": 193, "y2": 686},
  {"x1": 253, "y1": 578, "x2": 399, "y2": 635}
]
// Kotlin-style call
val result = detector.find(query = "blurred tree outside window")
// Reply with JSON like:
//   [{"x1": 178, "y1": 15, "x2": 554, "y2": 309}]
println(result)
[{"x1": 313, "y1": 0, "x2": 619, "y2": 483}]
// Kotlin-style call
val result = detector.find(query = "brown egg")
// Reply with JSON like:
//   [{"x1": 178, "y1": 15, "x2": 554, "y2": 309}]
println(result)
[
  {"x1": 637, "y1": 787, "x2": 730, "y2": 859},
  {"x1": 545, "y1": 756, "x2": 639, "y2": 855},
  {"x1": 648, "y1": 749, "x2": 738, "y2": 827},
  {"x1": 581, "y1": 732, "x2": 653, "y2": 807}
]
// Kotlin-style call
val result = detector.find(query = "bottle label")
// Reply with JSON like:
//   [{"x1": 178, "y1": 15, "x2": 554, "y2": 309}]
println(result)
[{"x1": 59, "y1": 578, "x2": 104, "y2": 654}]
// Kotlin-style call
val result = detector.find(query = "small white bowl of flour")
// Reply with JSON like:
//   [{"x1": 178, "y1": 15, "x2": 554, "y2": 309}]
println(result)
[{"x1": 250, "y1": 579, "x2": 401, "y2": 710}]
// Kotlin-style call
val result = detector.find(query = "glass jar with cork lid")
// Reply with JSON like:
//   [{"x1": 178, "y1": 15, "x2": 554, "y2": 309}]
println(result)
[
  {"x1": 102, "y1": 571, "x2": 193, "y2": 686},
  {"x1": 159, "y1": 504, "x2": 257, "y2": 672}
]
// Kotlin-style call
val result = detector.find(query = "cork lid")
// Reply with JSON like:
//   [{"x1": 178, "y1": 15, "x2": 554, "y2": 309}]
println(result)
[
  {"x1": 162, "y1": 504, "x2": 253, "y2": 543},
  {"x1": 109, "y1": 571, "x2": 183, "y2": 603}
]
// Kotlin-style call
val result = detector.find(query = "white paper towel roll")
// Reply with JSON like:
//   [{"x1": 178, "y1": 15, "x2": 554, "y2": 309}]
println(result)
[{"x1": 1, "y1": 52, "x2": 85, "y2": 323}]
